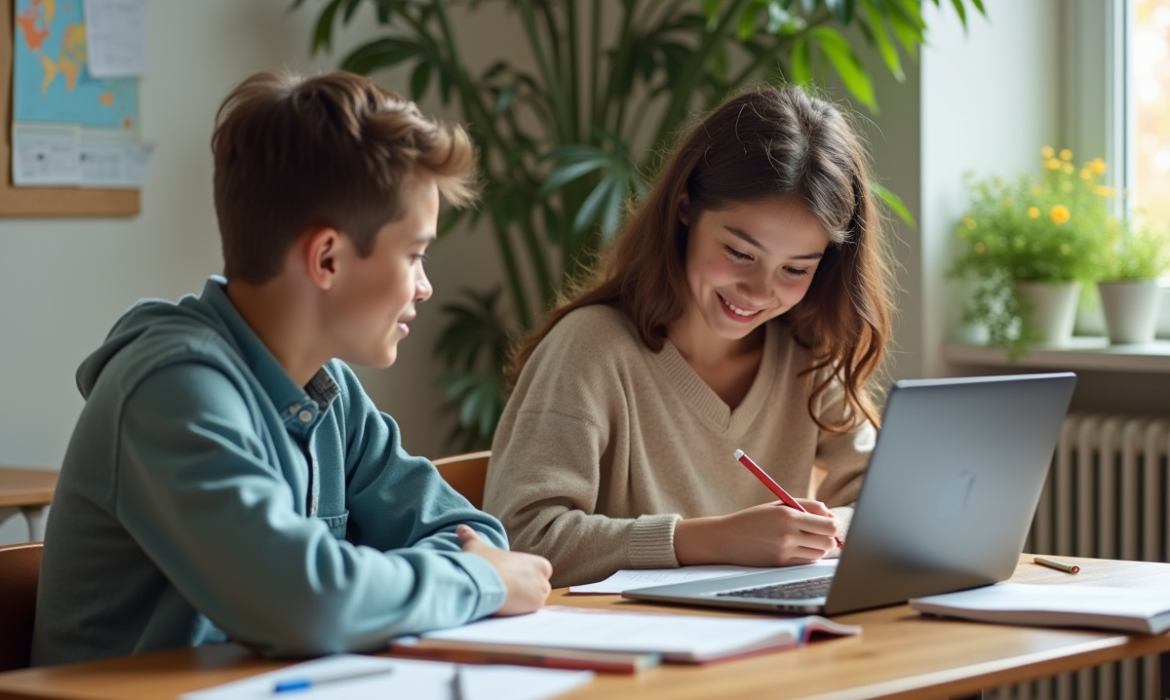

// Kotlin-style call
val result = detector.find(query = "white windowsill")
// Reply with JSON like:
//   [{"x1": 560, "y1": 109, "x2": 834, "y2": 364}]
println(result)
[{"x1": 943, "y1": 337, "x2": 1170, "y2": 374}]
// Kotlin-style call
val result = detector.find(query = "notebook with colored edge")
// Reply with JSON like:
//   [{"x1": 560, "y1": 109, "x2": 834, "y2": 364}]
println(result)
[
  {"x1": 404, "y1": 606, "x2": 859, "y2": 665},
  {"x1": 390, "y1": 636, "x2": 660, "y2": 673}
]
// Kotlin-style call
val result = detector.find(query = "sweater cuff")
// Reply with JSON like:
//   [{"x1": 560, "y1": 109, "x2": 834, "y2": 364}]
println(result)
[
  {"x1": 628, "y1": 514, "x2": 682, "y2": 568},
  {"x1": 441, "y1": 551, "x2": 507, "y2": 619}
]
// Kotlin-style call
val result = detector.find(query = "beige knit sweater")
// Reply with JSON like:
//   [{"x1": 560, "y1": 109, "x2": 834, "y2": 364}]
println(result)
[{"x1": 484, "y1": 305, "x2": 875, "y2": 588}]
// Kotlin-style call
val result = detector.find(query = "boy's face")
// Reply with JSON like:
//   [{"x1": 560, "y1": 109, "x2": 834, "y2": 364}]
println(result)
[{"x1": 325, "y1": 174, "x2": 438, "y2": 368}]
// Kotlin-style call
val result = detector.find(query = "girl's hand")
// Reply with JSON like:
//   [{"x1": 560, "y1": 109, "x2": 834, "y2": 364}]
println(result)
[
  {"x1": 457, "y1": 524, "x2": 553, "y2": 615},
  {"x1": 674, "y1": 500, "x2": 840, "y2": 567}
]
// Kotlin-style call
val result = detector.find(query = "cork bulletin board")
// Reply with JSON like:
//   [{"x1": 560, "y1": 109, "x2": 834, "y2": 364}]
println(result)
[{"x1": 0, "y1": 0, "x2": 139, "y2": 216}]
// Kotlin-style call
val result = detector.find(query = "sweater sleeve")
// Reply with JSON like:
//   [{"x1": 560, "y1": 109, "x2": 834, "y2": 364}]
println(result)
[
  {"x1": 483, "y1": 310, "x2": 681, "y2": 588},
  {"x1": 812, "y1": 378, "x2": 877, "y2": 535}
]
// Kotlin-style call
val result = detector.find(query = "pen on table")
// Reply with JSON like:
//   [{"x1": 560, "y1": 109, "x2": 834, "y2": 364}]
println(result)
[
  {"x1": 733, "y1": 449, "x2": 845, "y2": 549},
  {"x1": 450, "y1": 664, "x2": 466, "y2": 700},
  {"x1": 272, "y1": 667, "x2": 393, "y2": 693},
  {"x1": 1034, "y1": 555, "x2": 1080, "y2": 574}
]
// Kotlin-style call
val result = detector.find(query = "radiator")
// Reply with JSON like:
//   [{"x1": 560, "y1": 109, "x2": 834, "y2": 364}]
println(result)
[{"x1": 986, "y1": 413, "x2": 1170, "y2": 700}]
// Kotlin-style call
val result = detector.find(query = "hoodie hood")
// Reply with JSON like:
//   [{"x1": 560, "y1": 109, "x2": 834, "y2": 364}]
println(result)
[{"x1": 76, "y1": 283, "x2": 235, "y2": 400}]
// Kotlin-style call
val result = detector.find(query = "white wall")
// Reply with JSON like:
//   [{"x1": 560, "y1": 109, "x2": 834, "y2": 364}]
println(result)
[
  {"x1": 918, "y1": 0, "x2": 1064, "y2": 377},
  {"x1": 0, "y1": 1, "x2": 513, "y2": 542}
]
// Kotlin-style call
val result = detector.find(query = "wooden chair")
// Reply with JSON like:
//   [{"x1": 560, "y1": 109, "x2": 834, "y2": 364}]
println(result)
[
  {"x1": 0, "y1": 542, "x2": 43, "y2": 671},
  {"x1": 432, "y1": 451, "x2": 490, "y2": 509}
]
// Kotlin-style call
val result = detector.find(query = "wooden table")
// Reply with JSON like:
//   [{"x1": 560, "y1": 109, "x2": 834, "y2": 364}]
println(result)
[
  {"x1": 2, "y1": 555, "x2": 1169, "y2": 700},
  {"x1": 0, "y1": 468, "x2": 57, "y2": 542}
]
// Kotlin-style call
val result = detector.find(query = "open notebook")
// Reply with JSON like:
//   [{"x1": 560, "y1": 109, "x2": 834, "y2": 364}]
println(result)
[
  {"x1": 402, "y1": 605, "x2": 859, "y2": 664},
  {"x1": 911, "y1": 583, "x2": 1170, "y2": 634}
]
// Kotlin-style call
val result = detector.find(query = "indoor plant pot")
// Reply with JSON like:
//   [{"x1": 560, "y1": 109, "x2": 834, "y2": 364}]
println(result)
[
  {"x1": 1097, "y1": 280, "x2": 1162, "y2": 344},
  {"x1": 1017, "y1": 281, "x2": 1080, "y2": 346}
]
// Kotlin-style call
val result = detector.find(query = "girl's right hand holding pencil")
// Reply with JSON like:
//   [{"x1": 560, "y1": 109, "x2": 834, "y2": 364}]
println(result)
[{"x1": 673, "y1": 500, "x2": 841, "y2": 567}]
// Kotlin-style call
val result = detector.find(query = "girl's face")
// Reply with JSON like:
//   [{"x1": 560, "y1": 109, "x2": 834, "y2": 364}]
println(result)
[{"x1": 680, "y1": 195, "x2": 830, "y2": 344}]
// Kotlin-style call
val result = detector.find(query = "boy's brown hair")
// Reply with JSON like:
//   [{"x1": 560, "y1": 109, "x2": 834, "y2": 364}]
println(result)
[{"x1": 212, "y1": 71, "x2": 479, "y2": 283}]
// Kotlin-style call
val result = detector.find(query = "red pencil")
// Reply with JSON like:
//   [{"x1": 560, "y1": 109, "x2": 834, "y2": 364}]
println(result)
[{"x1": 733, "y1": 449, "x2": 845, "y2": 549}]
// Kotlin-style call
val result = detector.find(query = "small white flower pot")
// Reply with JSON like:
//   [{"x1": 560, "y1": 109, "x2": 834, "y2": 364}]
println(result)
[
  {"x1": 1016, "y1": 281, "x2": 1080, "y2": 346},
  {"x1": 1097, "y1": 280, "x2": 1162, "y2": 344}
]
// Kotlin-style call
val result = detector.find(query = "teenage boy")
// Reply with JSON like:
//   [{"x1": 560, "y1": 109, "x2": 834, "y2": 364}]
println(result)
[{"x1": 31, "y1": 71, "x2": 552, "y2": 666}]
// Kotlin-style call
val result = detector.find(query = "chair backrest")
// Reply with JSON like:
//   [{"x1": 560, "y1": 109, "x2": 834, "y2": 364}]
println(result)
[
  {"x1": 432, "y1": 451, "x2": 490, "y2": 510},
  {"x1": 0, "y1": 542, "x2": 42, "y2": 671}
]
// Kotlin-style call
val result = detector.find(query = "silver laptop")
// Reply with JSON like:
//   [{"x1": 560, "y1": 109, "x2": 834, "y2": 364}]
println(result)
[{"x1": 623, "y1": 372, "x2": 1076, "y2": 616}]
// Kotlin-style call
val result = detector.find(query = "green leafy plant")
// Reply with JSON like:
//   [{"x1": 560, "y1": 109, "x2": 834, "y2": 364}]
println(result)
[
  {"x1": 950, "y1": 147, "x2": 1114, "y2": 357},
  {"x1": 1103, "y1": 221, "x2": 1170, "y2": 281},
  {"x1": 302, "y1": 0, "x2": 985, "y2": 450}
]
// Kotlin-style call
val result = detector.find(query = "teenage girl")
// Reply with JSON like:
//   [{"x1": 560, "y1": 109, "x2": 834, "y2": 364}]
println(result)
[{"x1": 483, "y1": 86, "x2": 894, "y2": 588}]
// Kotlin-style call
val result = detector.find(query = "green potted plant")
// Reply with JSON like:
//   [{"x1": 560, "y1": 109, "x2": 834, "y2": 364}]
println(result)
[
  {"x1": 1098, "y1": 220, "x2": 1170, "y2": 344},
  {"x1": 951, "y1": 147, "x2": 1112, "y2": 358},
  {"x1": 303, "y1": 0, "x2": 984, "y2": 449}
]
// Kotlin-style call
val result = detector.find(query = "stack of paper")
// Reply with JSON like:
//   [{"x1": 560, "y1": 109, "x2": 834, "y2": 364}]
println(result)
[
  {"x1": 179, "y1": 654, "x2": 593, "y2": 700},
  {"x1": 911, "y1": 583, "x2": 1170, "y2": 634}
]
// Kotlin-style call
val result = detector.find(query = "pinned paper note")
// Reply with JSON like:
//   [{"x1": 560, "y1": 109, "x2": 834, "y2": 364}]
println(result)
[
  {"x1": 12, "y1": 123, "x2": 151, "y2": 188},
  {"x1": 83, "y1": 0, "x2": 148, "y2": 78},
  {"x1": 12, "y1": 123, "x2": 81, "y2": 186},
  {"x1": 79, "y1": 129, "x2": 153, "y2": 188}
]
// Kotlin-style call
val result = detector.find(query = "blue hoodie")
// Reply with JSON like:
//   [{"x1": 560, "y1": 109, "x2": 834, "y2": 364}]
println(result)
[{"x1": 30, "y1": 277, "x2": 507, "y2": 666}]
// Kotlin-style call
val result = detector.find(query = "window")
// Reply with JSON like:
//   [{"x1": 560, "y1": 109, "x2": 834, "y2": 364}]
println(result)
[{"x1": 1131, "y1": 0, "x2": 1170, "y2": 228}]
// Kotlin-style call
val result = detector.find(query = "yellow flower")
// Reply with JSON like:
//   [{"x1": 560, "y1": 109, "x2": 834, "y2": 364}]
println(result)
[
  {"x1": 1062, "y1": 163, "x2": 1075, "y2": 174},
  {"x1": 1050, "y1": 204, "x2": 1071, "y2": 225},
  {"x1": 1041, "y1": 146, "x2": 1055, "y2": 159},
  {"x1": 1080, "y1": 169, "x2": 1092, "y2": 181},
  {"x1": 1095, "y1": 185, "x2": 1117, "y2": 197},
  {"x1": 1090, "y1": 158, "x2": 1107, "y2": 174},
  {"x1": 1046, "y1": 158, "x2": 1062, "y2": 170},
  {"x1": 1027, "y1": 206, "x2": 1040, "y2": 219},
  {"x1": 1060, "y1": 243, "x2": 1070, "y2": 255},
  {"x1": 1060, "y1": 148, "x2": 1073, "y2": 161},
  {"x1": 975, "y1": 242, "x2": 986, "y2": 254},
  {"x1": 963, "y1": 216, "x2": 977, "y2": 230}
]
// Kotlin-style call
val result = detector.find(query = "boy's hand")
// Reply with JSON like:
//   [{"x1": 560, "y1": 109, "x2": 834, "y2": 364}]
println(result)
[{"x1": 457, "y1": 524, "x2": 552, "y2": 616}]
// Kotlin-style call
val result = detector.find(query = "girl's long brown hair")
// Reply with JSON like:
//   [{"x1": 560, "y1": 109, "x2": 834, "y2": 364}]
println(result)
[{"x1": 509, "y1": 86, "x2": 894, "y2": 432}]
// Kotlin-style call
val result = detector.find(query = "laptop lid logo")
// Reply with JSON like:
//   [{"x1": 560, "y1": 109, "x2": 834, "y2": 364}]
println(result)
[{"x1": 937, "y1": 471, "x2": 975, "y2": 518}]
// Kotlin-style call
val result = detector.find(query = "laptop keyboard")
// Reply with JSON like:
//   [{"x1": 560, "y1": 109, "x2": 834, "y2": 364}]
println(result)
[{"x1": 715, "y1": 575, "x2": 834, "y2": 600}]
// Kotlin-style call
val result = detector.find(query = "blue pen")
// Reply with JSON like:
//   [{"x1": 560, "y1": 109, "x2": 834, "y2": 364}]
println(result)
[{"x1": 273, "y1": 667, "x2": 394, "y2": 693}]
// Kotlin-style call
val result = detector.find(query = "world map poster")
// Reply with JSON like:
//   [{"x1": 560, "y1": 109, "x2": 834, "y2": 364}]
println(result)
[{"x1": 13, "y1": 0, "x2": 138, "y2": 129}]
